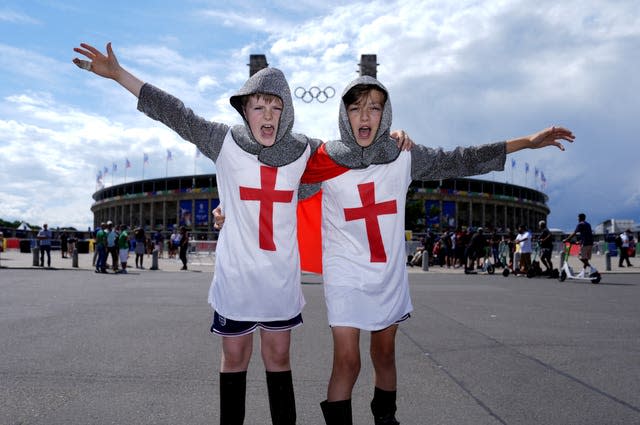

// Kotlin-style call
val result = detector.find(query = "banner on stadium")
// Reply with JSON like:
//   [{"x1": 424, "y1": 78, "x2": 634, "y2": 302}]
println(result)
[
  {"x1": 443, "y1": 201, "x2": 456, "y2": 228},
  {"x1": 194, "y1": 200, "x2": 209, "y2": 226},
  {"x1": 179, "y1": 200, "x2": 192, "y2": 227}
]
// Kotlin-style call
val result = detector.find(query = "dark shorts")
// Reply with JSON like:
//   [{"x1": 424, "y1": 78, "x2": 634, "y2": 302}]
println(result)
[
  {"x1": 210, "y1": 311, "x2": 303, "y2": 337},
  {"x1": 540, "y1": 247, "x2": 552, "y2": 260}
]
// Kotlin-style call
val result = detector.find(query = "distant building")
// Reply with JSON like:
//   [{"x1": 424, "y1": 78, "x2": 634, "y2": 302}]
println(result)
[{"x1": 595, "y1": 219, "x2": 638, "y2": 235}]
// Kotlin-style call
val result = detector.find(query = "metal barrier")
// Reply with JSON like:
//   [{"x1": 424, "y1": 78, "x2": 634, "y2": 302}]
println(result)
[{"x1": 187, "y1": 240, "x2": 217, "y2": 266}]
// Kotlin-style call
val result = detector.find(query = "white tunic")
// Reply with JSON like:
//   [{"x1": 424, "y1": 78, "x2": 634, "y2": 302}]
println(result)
[
  {"x1": 208, "y1": 131, "x2": 309, "y2": 321},
  {"x1": 320, "y1": 150, "x2": 413, "y2": 330}
]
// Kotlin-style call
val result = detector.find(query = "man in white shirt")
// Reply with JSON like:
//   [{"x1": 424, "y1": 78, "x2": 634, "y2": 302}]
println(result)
[
  {"x1": 515, "y1": 225, "x2": 532, "y2": 273},
  {"x1": 618, "y1": 229, "x2": 633, "y2": 267}
]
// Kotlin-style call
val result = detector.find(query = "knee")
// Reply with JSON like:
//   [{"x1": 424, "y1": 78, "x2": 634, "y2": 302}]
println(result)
[
  {"x1": 334, "y1": 351, "x2": 361, "y2": 378},
  {"x1": 371, "y1": 345, "x2": 396, "y2": 370},
  {"x1": 261, "y1": 343, "x2": 291, "y2": 370},
  {"x1": 222, "y1": 346, "x2": 251, "y2": 372}
]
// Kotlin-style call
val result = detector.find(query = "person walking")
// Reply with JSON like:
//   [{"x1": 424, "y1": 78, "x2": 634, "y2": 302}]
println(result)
[
  {"x1": 618, "y1": 229, "x2": 633, "y2": 267},
  {"x1": 178, "y1": 226, "x2": 189, "y2": 271},
  {"x1": 538, "y1": 220, "x2": 554, "y2": 276},
  {"x1": 37, "y1": 223, "x2": 53, "y2": 267},
  {"x1": 134, "y1": 227, "x2": 146, "y2": 269},
  {"x1": 60, "y1": 231, "x2": 68, "y2": 258}
]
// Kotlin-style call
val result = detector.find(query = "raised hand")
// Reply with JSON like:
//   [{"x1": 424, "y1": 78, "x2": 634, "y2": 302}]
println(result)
[
  {"x1": 73, "y1": 42, "x2": 121, "y2": 80},
  {"x1": 525, "y1": 126, "x2": 575, "y2": 151}
]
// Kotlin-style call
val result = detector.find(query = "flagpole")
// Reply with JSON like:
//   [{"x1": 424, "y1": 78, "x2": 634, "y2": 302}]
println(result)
[{"x1": 142, "y1": 153, "x2": 145, "y2": 180}]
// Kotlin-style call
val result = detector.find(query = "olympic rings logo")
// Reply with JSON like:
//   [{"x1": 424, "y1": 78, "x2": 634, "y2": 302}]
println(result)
[{"x1": 294, "y1": 86, "x2": 336, "y2": 103}]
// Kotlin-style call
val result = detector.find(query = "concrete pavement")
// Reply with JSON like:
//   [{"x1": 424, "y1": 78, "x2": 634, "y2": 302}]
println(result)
[{"x1": 1, "y1": 250, "x2": 639, "y2": 424}]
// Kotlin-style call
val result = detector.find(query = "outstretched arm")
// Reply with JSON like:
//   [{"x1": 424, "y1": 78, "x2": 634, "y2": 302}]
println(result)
[
  {"x1": 506, "y1": 126, "x2": 574, "y2": 153},
  {"x1": 74, "y1": 42, "x2": 229, "y2": 162},
  {"x1": 73, "y1": 42, "x2": 144, "y2": 98}
]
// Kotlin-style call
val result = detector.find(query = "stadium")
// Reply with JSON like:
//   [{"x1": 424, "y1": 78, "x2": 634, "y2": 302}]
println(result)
[{"x1": 91, "y1": 174, "x2": 549, "y2": 238}]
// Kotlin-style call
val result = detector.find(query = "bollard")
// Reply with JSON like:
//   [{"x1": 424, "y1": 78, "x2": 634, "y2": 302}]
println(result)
[
  {"x1": 422, "y1": 251, "x2": 429, "y2": 271},
  {"x1": 72, "y1": 248, "x2": 79, "y2": 268},
  {"x1": 150, "y1": 249, "x2": 159, "y2": 270},
  {"x1": 605, "y1": 252, "x2": 611, "y2": 271},
  {"x1": 32, "y1": 247, "x2": 40, "y2": 266}
]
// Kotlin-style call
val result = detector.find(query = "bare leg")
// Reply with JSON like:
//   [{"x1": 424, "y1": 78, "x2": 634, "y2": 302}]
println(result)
[{"x1": 327, "y1": 326, "x2": 361, "y2": 401}]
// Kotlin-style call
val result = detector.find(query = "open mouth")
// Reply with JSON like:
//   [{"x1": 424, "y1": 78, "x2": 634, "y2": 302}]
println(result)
[
  {"x1": 358, "y1": 126, "x2": 371, "y2": 139},
  {"x1": 261, "y1": 124, "x2": 275, "y2": 137}
]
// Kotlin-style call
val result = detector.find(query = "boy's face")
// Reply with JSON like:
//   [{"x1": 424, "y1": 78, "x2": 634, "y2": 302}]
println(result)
[
  {"x1": 346, "y1": 89, "x2": 384, "y2": 147},
  {"x1": 243, "y1": 95, "x2": 283, "y2": 147}
]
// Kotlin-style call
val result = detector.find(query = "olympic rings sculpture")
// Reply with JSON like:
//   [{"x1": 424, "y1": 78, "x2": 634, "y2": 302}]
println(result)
[{"x1": 294, "y1": 86, "x2": 336, "y2": 103}]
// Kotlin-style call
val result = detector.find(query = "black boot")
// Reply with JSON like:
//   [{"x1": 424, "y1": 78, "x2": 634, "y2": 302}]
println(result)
[
  {"x1": 320, "y1": 399, "x2": 352, "y2": 425},
  {"x1": 371, "y1": 387, "x2": 399, "y2": 425},
  {"x1": 219, "y1": 371, "x2": 247, "y2": 425},
  {"x1": 266, "y1": 370, "x2": 296, "y2": 425}
]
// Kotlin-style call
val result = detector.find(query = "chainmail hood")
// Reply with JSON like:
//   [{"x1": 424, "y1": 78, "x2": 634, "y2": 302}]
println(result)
[
  {"x1": 324, "y1": 76, "x2": 400, "y2": 169},
  {"x1": 229, "y1": 67, "x2": 307, "y2": 167}
]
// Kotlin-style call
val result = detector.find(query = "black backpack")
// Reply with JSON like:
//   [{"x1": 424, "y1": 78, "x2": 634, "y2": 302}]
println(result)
[{"x1": 615, "y1": 234, "x2": 623, "y2": 247}]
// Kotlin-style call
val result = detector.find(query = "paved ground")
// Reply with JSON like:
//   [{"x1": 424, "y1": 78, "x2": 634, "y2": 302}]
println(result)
[{"x1": 1, "y1": 250, "x2": 639, "y2": 424}]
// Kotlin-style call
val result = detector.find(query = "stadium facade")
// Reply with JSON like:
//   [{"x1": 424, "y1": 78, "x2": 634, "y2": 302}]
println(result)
[{"x1": 91, "y1": 174, "x2": 549, "y2": 238}]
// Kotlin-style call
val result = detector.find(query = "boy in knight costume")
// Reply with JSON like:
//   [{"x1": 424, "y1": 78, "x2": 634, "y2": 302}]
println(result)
[
  {"x1": 73, "y1": 42, "x2": 320, "y2": 425},
  {"x1": 299, "y1": 76, "x2": 574, "y2": 425}
]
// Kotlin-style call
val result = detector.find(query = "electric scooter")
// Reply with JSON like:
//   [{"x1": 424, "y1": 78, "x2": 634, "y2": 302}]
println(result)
[
  {"x1": 525, "y1": 243, "x2": 559, "y2": 279},
  {"x1": 465, "y1": 247, "x2": 495, "y2": 275},
  {"x1": 558, "y1": 242, "x2": 601, "y2": 284}
]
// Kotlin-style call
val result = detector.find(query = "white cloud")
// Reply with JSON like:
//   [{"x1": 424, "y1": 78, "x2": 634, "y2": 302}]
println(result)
[{"x1": 0, "y1": 8, "x2": 39, "y2": 24}]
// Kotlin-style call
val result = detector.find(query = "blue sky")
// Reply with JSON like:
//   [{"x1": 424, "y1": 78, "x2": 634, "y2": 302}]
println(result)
[{"x1": 1, "y1": 0, "x2": 639, "y2": 232}]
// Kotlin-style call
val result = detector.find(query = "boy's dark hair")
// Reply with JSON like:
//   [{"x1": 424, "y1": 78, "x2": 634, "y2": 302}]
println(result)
[
  {"x1": 342, "y1": 84, "x2": 387, "y2": 107},
  {"x1": 578, "y1": 213, "x2": 586, "y2": 221},
  {"x1": 240, "y1": 93, "x2": 281, "y2": 108}
]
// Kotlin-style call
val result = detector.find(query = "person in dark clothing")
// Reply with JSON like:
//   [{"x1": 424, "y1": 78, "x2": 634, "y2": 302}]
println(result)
[
  {"x1": 564, "y1": 213, "x2": 594, "y2": 273},
  {"x1": 60, "y1": 231, "x2": 68, "y2": 258},
  {"x1": 465, "y1": 227, "x2": 486, "y2": 271},
  {"x1": 538, "y1": 220, "x2": 554, "y2": 275},
  {"x1": 178, "y1": 226, "x2": 189, "y2": 271}
]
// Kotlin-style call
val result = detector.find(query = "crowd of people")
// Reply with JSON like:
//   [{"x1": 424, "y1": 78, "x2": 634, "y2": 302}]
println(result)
[
  {"x1": 410, "y1": 218, "x2": 636, "y2": 276},
  {"x1": 92, "y1": 220, "x2": 187, "y2": 273}
]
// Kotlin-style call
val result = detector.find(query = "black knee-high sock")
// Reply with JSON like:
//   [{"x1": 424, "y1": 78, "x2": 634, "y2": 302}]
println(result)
[
  {"x1": 320, "y1": 399, "x2": 352, "y2": 425},
  {"x1": 266, "y1": 370, "x2": 296, "y2": 425},
  {"x1": 220, "y1": 371, "x2": 247, "y2": 425},
  {"x1": 371, "y1": 387, "x2": 398, "y2": 423}
]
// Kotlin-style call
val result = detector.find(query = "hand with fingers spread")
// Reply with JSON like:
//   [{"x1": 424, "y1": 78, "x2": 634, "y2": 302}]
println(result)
[
  {"x1": 72, "y1": 42, "x2": 144, "y2": 97},
  {"x1": 506, "y1": 126, "x2": 575, "y2": 153},
  {"x1": 73, "y1": 42, "x2": 120, "y2": 79}
]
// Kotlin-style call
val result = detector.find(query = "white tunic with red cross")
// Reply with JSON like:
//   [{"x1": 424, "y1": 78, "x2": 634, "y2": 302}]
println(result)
[
  {"x1": 317, "y1": 150, "x2": 413, "y2": 331},
  {"x1": 208, "y1": 131, "x2": 309, "y2": 322}
]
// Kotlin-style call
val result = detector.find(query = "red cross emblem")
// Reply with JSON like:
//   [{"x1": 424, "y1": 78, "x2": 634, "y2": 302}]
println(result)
[
  {"x1": 239, "y1": 166, "x2": 294, "y2": 251},
  {"x1": 344, "y1": 182, "x2": 397, "y2": 262}
]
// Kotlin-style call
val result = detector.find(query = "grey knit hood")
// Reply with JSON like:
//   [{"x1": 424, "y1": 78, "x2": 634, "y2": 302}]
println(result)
[
  {"x1": 324, "y1": 76, "x2": 400, "y2": 169},
  {"x1": 229, "y1": 67, "x2": 307, "y2": 167}
]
